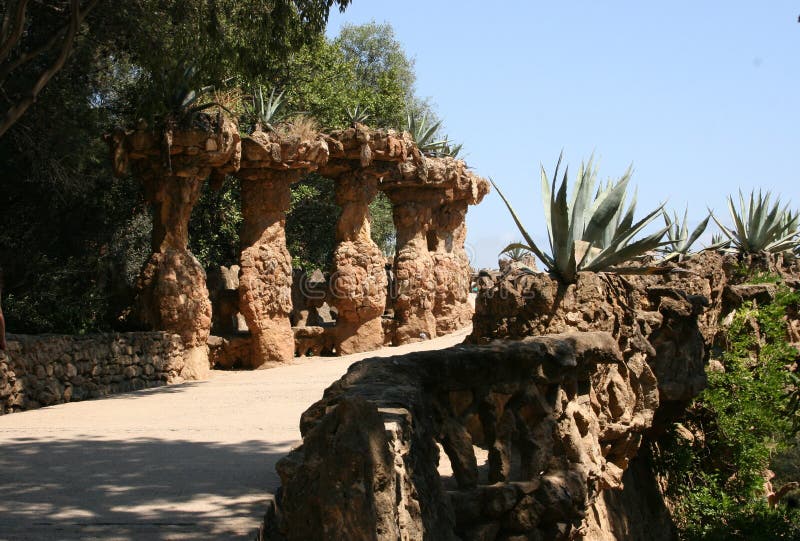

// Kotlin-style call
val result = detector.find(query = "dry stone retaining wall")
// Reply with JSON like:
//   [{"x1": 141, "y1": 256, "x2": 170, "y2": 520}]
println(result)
[{"x1": 0, "y1": 332, "x2": 187, "y2": 414}]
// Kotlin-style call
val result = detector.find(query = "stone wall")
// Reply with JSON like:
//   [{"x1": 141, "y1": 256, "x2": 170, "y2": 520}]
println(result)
[{"x1": 0, "y1": 332, "x2": 187, "y2": 414}]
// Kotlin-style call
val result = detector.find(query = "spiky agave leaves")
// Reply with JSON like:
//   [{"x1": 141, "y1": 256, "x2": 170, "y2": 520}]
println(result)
[
  {"x1": 169, "y1": 66, "x2": 214, "y2": 112},
  {"x1": 660, "y1": 208, "x2": 712, "y2": 262},
  {"x1": 711, "y1": 190, "x2": 800, "y2": 255},
  {"x1": 501, "y1": 243, "x2": 531, "y2": 262},
  {"x1": 345, "y1": 103, "x2": 371, "y2": 125},
  {"x1": 146, "y1": 61, "x2": 219, "y2": 124},
  {"x1": 439, "y1": 136, "x2": 463, "y2": 158},
  {"x1": 406, "y1": 112, "x2": 446, "y2": 154},
  {"x1": 492, "y1": 153, "x2": 668, "y2": 284},
  {"x1": 405, "y1": 112, "x2": 465, "y2": 157},
  {"x1": 249, "y1": 86, "x2": 284, "y2": 132}
]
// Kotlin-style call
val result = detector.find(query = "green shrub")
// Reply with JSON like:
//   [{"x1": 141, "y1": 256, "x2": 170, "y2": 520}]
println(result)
[{"x1": 655, "y1": 283, "x2": 800, "y2": 539}]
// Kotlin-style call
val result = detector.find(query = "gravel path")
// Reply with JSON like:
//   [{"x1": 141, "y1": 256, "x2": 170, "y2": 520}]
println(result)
[{"x1": 0, "y1": 326, "x2": 471, "y2": 540}]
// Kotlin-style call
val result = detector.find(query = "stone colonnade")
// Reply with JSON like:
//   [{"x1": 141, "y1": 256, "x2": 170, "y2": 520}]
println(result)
[{"x1": 110, "y1": 121, "x2": 488, "y2": 371}]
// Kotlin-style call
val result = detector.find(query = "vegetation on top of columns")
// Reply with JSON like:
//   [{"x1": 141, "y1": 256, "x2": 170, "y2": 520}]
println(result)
[
  {"x1": 405, "y1": 111, "x2": 444, "y2": 154},
  {"x1": 403, "y1": 111, "x2": 463, "y2": 158},
  {"x1": 135, "y1": 62, "x2": 219, "y2": 127},
  {"x1": 246, "y1": 86, "x2": 284, "y2": 133},
  {"x1": 0, "y1": 12, "x2": 467, "y2": 331},
  {"x1": 493, "y1": 153, "x2": 668, "y2": 284},
  {"x1": 711, "y1": 190, "x2": 800, "y2": 255},
  {"x1": 500, "y1": 244, "x2": 532, "y2": 264}
]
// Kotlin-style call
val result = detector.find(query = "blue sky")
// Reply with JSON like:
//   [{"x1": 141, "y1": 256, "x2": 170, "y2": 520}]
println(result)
[{"x1": 328, "y1": 2, "x2": 799, "y2": 269}]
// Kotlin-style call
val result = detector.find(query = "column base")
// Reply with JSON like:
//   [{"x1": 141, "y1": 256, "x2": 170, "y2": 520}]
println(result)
[
  {"x1": 181, "y1": 345, "x2": 211, "y2": 381},
  {"x1": 335, "y1": 318, "x2": 385, "y2": 355}
]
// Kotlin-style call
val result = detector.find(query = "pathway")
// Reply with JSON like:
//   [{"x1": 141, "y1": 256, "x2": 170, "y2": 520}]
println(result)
[{"x1": 0, "y1": 326, "x2": 471, "y2": 541}]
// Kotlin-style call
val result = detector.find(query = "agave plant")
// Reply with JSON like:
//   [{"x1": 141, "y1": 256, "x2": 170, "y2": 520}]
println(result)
[
  {"x1": 493, "y1": 154, "x2": 668, "y2": 284},
  {"x1": 137, "y1": 61, "x2": 220, "y2": 125},
  {"x1": 345, "y1": 103, "x2": 371, "y2": 125},
  {"x1": 248, "y1": 86, "x2": 284, "y2": 132},
  {"x1": 438, "y1": 136, "x2": 463, "y2": 158},
  {"x1": 405, "y1": 112, "x2": 446, "y2": 154},
  {"x1": 501, "y1": 243, "x2": 532, "y2": 263},
  {"x1": 705, "y1": 232, "x2": 731, "y2": 252},
  {"x1": 659, "y1": 208, "x2": 712, "y2": 262},
  {"x1": 711, "y1": 190, "x2": 800, "y2": 255}
]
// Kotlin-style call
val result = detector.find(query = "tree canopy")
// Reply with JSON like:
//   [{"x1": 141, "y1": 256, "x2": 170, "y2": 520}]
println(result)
[
  {"x1": 0, "y1": 0, "x2": 351, "y2": 136},
  {"x1": 0, "y1": 10, "x2": 429, "y2": 333}
]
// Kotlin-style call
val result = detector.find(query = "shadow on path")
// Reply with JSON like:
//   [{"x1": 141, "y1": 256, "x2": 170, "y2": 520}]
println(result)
[{"x1": 0, "y1": 437, "x2": 291, "y2": 540}]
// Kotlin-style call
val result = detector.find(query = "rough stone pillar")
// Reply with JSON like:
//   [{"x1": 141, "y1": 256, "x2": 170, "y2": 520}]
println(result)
[
  {"x1": 238, "y1": 171, "x2": 299, "y2": 368},
  {"x1": 136, "y1": 172, "x2": 212, "y2": 380},
  {"x1": 108, "y1": 116, "x2": 241, "y2": 379},
  {"x1": 388, "y1": 194, "x2": 437, "y2": 345},
  {"x1": 431, "y1": 200, "x2": 473, "y2": 335},
  {"x1": 329, "y1": 174, "x2": 388, "y2": 354}
]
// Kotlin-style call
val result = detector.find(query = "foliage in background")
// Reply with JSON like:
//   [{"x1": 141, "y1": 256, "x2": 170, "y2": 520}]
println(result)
[
  {"x1": 0, "y1": 42, "x2": 146, "y2": 333},
  {"x1": 369, "y1": 192, "x2": 396, "y2": 257},
  {"x1": 188, "y1": 180, "x2": 243, "y2": 269},
  {"x1": 286, "y1": 175, "x2": 340, "y2": 270},
  {"x1": 285, "y1": 177, "x2": 396, "y2": 270},
  {"x1": 654, "y1": 283, "x2": 800, "y2": 540},
  {"x1": 711, "y1": 190, "x2": 800, "y2": 255},
  {"x1": 493, "y1": 154, "x2": 667, "y2": 284},
  {"x1": 0, "y1": 0, "x2": 100, "y2": 137}
]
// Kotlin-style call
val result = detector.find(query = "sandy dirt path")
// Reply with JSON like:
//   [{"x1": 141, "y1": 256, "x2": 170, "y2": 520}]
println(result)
[{"x1": 0, "y1": 326, "x2": 471, "y2": 540}]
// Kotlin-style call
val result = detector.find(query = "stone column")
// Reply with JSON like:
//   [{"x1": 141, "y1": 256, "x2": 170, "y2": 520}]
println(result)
[
  {"x1": 431, "y1": 200, "x2": 473, "y2": 335},
  {"x1": 136, "y1": 171, "x2": 212, "y2": 379},
  {"x1": 238, "y1": 170, "x2": 299, "y2": 368},
  {"x1": 388, "y1": 193, "x2": 437, "y2": 345},
  {"x1": 329, "y1": 173, "x2": 388, "y2": 354}
]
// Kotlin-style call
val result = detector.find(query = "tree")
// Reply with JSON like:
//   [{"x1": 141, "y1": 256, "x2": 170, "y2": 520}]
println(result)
[
  {"x1": 0, "y1": 0, "x2": 99, "y2": 137},
  {"x1": 0, "y1": 0, "x2": 351, "y2": 137},
  {"x1": 282, "y1": 24, "x2": 424, "y2": 269}
]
